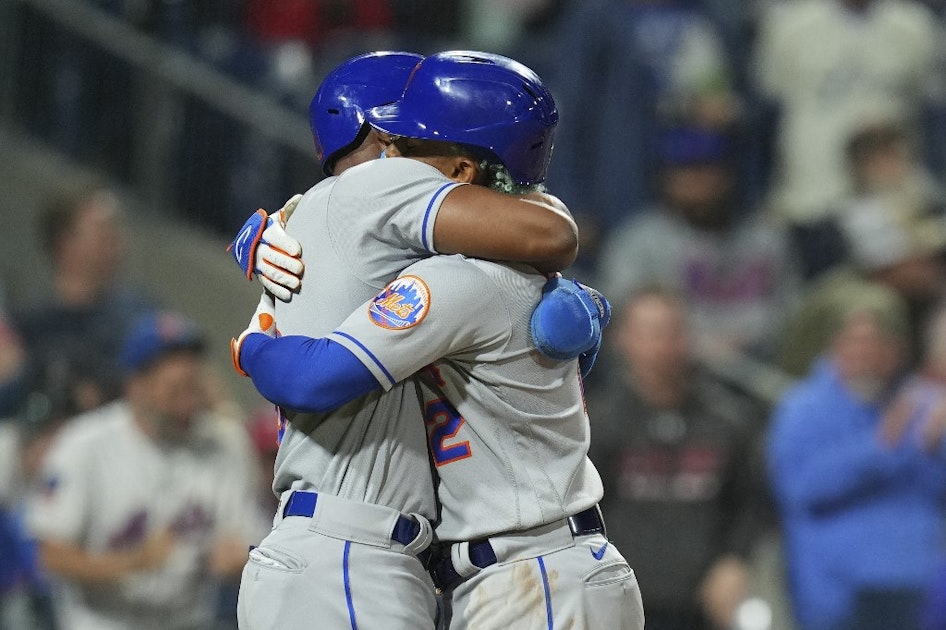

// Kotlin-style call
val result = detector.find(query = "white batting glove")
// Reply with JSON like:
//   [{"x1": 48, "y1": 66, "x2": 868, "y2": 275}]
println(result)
[
  {"x1": 230, "y1": 292, "x2": 278, "y2": 377},
  {"x1": 229, "y1": 194, "x2": 305, "y2": 302}
]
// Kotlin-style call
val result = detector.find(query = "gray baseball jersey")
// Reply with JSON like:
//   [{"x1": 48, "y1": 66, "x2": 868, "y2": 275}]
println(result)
[
  {"x1": 272, "y1": 156, "x2": 463, "y2": 519},
  {"x1": 328, "y1": 255, "x2": 605, "y2": 542},
  {"x1": 26, "y1": 402, "x2": 259, "y2": 630}
]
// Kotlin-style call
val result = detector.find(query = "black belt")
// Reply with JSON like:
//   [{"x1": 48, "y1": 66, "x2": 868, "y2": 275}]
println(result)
[
  {"x1": 428, "y1": 505, "x2": 606, "y2": 592},
  {"x1": 282, "y1": 491, "x2": 423, "y2": 549}
]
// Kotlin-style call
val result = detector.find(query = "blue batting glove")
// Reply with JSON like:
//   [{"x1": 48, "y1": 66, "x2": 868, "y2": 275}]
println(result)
[{"x1": 531, "y1": 278, "x2": 611, "y2": 373}]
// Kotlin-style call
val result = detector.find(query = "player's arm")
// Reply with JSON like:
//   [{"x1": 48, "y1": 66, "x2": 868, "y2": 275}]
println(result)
[
  {"x1": 231, "y1": 294, "x2": 381, "y2": 413},
  {"x1": 37, "y1": 532, "x2": 175, "y2": 584},
  {"x1": 433, "y1": 187, "x2": 578, "y2": 273},
  {"x1": 25, "y1": 429, "x2": 175, "y2": 584},
  {"x1": 236, "y1": 334, "x2": 380, "y2": 413},
  {"x1": 233, "y1": 276, "x2": 610, "y2": 414},
  {"x1": 228, "y1": 166, "x2": 578, "y2": 302},
  {"x1": 233, "y1": 263, "x2": 505, "y2": 413}
]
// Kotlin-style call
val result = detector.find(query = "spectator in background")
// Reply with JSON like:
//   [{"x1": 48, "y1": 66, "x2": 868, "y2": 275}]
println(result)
[
  {"x1": 544, "y1": 0, "x2": 740, "y2": 271},
  {"x1": 0, "y1": 308, "x2": 26, "y2": 421},
  {"x1": 589, "y1": 286, "x2": 769, "y2": 630},
  {"x1": 767, "y1": 287, "x2": 946, "y2": 630},
  {"x1": 791, "y1": 116, "x2": 946, "y2": 280},
  {"x1": 777, "y1": 193, "x2": 946, "y2": 377},
  {"x1": 16, "y1": 0, "x2": 138, "y2": 180},
  {"x1": 596, "y1": 126, "x2": 802, "y2": 367},
  {"x1": 213, "y1": 408, "x2": 280, "y2": 630},
  {"x1": 14, "y1": 182, "x2": 157, "y2": 430},
  {"x1": 24, "y1": 312, "x2": 259, "y2": 630},
  {"x1": 459, "y1": 0, "x2": 562, "y2": 55},
  {"x1": 241, "y1": 0, "x2": 396, "y2": 88},
  {"x1": 751, "y1": 0, "x2": 942, "y2": 225},
  {"x1": 845, "y1": 118, "x2": 946, "y2": 215},
  {"x1": 0, "y1": 305, "x2": 45, "y2": 629},
  {"x1": 874, "y1": 301, "x2": 946, "y2": 630},
  {"x1": 243, "y1": 0, "x2": 394, "y2": 51},
  {"x1": 246, "y1": 407, "x2": 280, "y2": 524}
]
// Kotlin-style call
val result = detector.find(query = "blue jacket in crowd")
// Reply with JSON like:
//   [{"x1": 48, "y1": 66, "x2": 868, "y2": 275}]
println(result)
[{"x1": 767, "y1": 359, "x2": 946, "y2": 630}]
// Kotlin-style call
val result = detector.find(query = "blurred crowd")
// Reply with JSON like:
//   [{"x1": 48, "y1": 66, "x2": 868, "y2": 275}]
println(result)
[{"x1": 4, "y1": 0, "x2": 946, "y2": 629}]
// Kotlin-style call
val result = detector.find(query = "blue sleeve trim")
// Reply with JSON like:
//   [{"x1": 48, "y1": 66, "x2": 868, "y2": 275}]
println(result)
[
  {"x1": 332, "y1": 331, "x2": 397, "y2": 387},
  {"x1": 422, "y1": 183, "x2": 457, "y2": 252}
]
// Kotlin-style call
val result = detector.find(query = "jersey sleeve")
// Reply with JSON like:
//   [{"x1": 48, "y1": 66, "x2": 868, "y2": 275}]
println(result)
[
  {"x1": 239, "y1": 335, "x2": 382, "y2": 413},
  {"x1": 24, "y1": 428, "x2": 90, "y2": 544},
  {"x1": 328, "y1": 157, "x2": 464, "y2": 258},
  {"x1": 327, "y1": 256, "x2": 512, "y2": 389}
]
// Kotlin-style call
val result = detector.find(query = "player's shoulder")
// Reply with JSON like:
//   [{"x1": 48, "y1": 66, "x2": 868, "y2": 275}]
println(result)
[
  {"x1": 384, "y1": 256, "x2": 475, "y2": 307},
  {"x1": 400, "y1": 256, "x2": 543, "y2": 307},
  {"x1": 295, "y1": 176, "x2": 336, "y2": 207},
  {"x1": 49, "y1": 402, "x2": 132, "y2": 451},
  {"x1": 335, "y1": 157, "x2": 450, "y2": 193},
  {"x1": 400, "y1": 254, "x2": 503, "y2": 285},
  {"x1": 465, "y1": 258, "x2": 545, "y2": 286},
  {"x1": 402, "y1": 253, "x2": 468, "y2": 273}
]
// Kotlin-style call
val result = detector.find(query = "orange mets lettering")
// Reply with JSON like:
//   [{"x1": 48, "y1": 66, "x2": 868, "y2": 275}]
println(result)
[{"x1": 376, "y1": 294, "x2": 416, "y2": 318}]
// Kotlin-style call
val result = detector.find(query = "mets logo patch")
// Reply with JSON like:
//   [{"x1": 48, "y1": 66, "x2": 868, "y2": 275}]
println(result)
[{"x1": 368, "y1": 275, "x2": 431, "y2": 330}]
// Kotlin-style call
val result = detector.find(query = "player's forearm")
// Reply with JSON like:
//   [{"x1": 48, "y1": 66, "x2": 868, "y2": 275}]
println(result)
[
  {"x1": 433, "y1": 188, "x2": 578, "y2": 272},
  {"x1": 510, "y1": 196, "x2": 580, "y2": 272},
  {"x1": 240, "y1": 334, "x2": 381, "y2": 413},
  {"x1": 38, "y1": 539, "x2": 144, "y2": 583}
]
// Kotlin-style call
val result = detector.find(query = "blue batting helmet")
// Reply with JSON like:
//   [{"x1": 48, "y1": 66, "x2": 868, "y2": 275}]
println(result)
[
  {"x1": 309, "y1": 51, "x2": 424, "y2": 176},
  {"x1": 365, "y1": 51, "x2": 559, "y2": 186}
]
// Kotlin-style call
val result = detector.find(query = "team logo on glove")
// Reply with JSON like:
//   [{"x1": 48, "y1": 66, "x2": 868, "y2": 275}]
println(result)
[{"x1": 368, "y1": 276, "x2": 430, "y2": 330}]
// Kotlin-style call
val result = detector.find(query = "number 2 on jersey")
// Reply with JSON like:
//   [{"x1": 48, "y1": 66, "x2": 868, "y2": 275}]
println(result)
[{"x1": 424, "y1": 399, "x2": 472, "y2": 466}]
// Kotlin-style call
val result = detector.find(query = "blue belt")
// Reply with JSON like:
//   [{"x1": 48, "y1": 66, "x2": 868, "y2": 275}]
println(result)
[
  {"x1": 428, "y1": 504, "x2": 607, "y2": 592},
  {"x1": 282, "y1": 491, "x2": 423, "y2": 548}
]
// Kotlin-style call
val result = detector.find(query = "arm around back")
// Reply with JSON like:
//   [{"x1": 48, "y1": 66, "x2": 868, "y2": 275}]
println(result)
[
  {"x1": 433, "y1": 186, "x2": 579, "y2": 273},
  {"x1": 38, "y1": 531, "x2": 175, "y2": 584}
]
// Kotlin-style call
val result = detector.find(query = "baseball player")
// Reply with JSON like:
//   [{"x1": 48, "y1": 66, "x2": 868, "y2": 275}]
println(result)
[
  {"x1": 24, "y1": 312, "x2": 259, "y2": 630},
  {"x1": 232, "y1": 52, "x2": 645, "y2": 629},
  {"x1": 228, "y1": 51, "x2": 591, "y2": 630}
]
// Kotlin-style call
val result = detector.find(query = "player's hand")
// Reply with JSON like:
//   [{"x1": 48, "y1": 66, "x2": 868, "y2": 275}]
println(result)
[
  {"x1": 879, "y1": 385, "x2": 917, "y2": 447},
  {"x1": 530, "y1": 277, "x2": 611, "y2": 377},
  {"x1": 231, "y1": 292, "x2": 279, "y2": 377},
  {"x1": 228, "y1": 194, "x2": 305, "y2": 302},
  {"x1": 698, "y1": 555, "x2": 749, "y2": 629},
  {"x1": 880, "y1": 382, "x2": 946, "y2": 453}
]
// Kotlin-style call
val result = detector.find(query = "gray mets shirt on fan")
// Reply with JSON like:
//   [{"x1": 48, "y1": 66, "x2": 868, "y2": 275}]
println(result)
[
  {"x1": 271, "y1": 156, "x2": 463, "y2": 521},
  {"x1": 328, "y1": 254, "x2": 605, "y2": 541}
]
